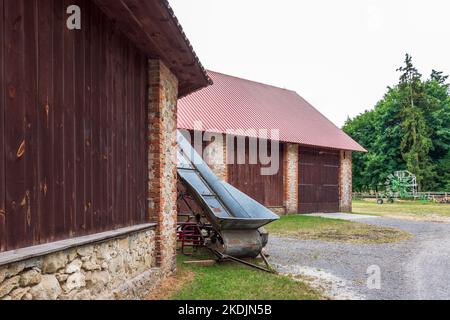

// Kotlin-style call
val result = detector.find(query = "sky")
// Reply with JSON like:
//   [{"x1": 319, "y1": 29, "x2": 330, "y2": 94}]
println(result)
[{"x1": 169, "y1": 0, "x2": 450, "y2": 128}]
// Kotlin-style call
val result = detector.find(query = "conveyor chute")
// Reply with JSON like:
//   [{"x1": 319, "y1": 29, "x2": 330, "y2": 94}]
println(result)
[{"x1": 177, "y1": 130, "x2": 279, "y2": 269}]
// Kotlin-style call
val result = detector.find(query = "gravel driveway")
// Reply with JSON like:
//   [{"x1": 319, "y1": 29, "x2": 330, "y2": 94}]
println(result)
[{"x1": 267, "y1": 216, "x2": 450, "y2": 300}]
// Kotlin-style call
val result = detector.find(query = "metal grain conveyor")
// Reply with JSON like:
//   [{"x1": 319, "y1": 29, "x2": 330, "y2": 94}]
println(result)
[{"x1": 176, "y1": 131, "x2": 279, "y2": 272}]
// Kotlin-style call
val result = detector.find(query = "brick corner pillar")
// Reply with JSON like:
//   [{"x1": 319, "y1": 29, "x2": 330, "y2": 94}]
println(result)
[
  {"x1": 339, "y1": 150, "x2": 353, "y2": 212},
  {"x1": 147, "y1": 59, "x2": 179, "y2": 272},
  {"x1": 284, "y1": 143, "x2": 299, "y2": 214}
]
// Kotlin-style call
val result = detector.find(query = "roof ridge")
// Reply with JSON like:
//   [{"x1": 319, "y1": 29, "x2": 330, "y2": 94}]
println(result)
[{"x1": 207, "y1": 70, "x2": 296, "y2": 93}]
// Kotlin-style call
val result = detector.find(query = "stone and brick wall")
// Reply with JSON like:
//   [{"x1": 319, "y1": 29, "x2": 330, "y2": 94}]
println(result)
[
  {"x1": 147, "y1": 60, "x2": 179, "y2": 272},
  {"x1": 0, "y1": 227, "x2": 157, "y2": 300},
  {"x1": 339, "y1": 151, "x2": 353, "y2": 212},
  {"x1": 284, "y1": 144, "x2": 299, "y2": 214}
]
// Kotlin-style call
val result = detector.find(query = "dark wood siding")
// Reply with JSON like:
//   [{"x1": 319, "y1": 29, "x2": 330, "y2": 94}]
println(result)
[
  {"x1": 298, "y1": 147, "x2": 340, "y2": 213},
  {"x1": 228, "y1": 138, "x2": 284, "y2": 207},
  {"x1": 0, "y1": 0, "x2": 4, "y2": 252},
  {"x1": 0, "y1": 0, "x2": 148, "y2": 252}
]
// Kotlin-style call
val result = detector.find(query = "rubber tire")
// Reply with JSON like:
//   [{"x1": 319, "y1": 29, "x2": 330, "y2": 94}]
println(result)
[{"x1": 377, "y1": 199, "x2": 384, "y2": 205}]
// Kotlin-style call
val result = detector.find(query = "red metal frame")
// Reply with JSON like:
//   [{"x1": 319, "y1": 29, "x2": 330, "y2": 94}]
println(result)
[{"x1": 176, "y1": 222, "x2": 205, "y2": 255}]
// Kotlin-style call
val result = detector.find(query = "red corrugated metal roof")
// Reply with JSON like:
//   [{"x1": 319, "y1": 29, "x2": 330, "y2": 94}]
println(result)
[{"x1": 178, "y1": 71, "x2": 366, "y2": 152}]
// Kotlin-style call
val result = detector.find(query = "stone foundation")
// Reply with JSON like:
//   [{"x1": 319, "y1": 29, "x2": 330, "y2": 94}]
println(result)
[{"x1": 0, "y1": 227, "x2": 159, "y2": 300}]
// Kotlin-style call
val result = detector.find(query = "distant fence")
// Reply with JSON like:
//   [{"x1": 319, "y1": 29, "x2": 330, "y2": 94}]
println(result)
[{"x1": 353, "y1": 192, "x2": 450, "y2": 203}]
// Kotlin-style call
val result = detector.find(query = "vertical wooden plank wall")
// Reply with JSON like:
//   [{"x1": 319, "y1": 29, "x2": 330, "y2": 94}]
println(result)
[
  {"x1": 298, "y1": 147, "x2": 340, "y2": 213},
  {"x1": 0, "y1": 0, "x2": 149, "y2": 252},
  {"x1": 228, "y1": 138, "x2": 284, "y2": 207}
]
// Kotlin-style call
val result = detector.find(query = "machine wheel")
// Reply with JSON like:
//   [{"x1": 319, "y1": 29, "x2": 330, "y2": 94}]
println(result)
[
  {"x1": 388, "y1": 198, "x2": 394, "y2": 204},
  {"x1": 377, "y1": 198, "x2": 384, "y2": 205}
]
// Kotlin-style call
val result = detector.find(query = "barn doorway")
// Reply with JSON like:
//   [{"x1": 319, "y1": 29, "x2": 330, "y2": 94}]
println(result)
[
  {"x1": 298, "y1": 147, "x2": 340, "y2": 213},
  {"x1": 228, "y1": 139, "x2": 284, "y2": 209}
]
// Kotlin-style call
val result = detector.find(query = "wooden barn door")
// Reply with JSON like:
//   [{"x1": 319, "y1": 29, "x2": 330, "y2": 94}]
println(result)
[
  {"x1": 298, "y1": 147, "x2": 340, "y2": 213},
  {"x1": 228, "y1": 139, "x2": 284, "y2": 208}
]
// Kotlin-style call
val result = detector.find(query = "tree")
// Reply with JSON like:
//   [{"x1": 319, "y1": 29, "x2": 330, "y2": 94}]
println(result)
[
  {"x1": 397, "y1": 54, "x2": 434, "y2": 190},
  {"x1": 343, "y1": 54, "x2": 450, "y2": 192}
]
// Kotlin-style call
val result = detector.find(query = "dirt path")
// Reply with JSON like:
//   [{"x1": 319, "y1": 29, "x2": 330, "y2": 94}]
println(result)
[
  {"x1": 146, "y1": 269, "x2": 195, "y2": 300},
  {"x1": 267, "y1": 216, "x2": 450, "y2": 300}
]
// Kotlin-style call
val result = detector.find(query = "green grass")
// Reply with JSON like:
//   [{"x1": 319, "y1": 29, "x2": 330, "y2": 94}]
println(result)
[
  {"x1": 353, "y1": 199, "x2": 450, "y2": 221},
  {"x1": 265, "y1": 214, "x2": 411, "y2": 244},
  {"x1": 169, "y1": 251, "x2": 324, "y2": 300}
]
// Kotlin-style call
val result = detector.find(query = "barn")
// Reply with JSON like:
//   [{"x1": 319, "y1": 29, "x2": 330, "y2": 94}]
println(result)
[
  {"x1": 178, "y1": 71, "x2": 366, "y2": 215},
  {"x1": 0, "y1": 0, "x2": 210, "y2": 300}
]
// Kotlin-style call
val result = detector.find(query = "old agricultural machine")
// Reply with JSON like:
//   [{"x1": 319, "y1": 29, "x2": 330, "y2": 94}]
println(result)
[
  {"x1": 176, "y1": 131, "x2": 279, "y2": 272},
  {"x1": 377, "y1": 170, "x2": 418, "y2": 204}
]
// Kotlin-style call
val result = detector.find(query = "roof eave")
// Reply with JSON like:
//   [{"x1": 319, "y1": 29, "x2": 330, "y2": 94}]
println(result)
[{"x1": 93, "y1": 0, "x2": 212, "y2": 97}]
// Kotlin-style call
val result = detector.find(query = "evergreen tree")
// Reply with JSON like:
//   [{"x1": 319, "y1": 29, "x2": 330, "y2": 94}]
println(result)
[
  {"x1": 397, "y1": 54, "x2": 433, "y2": 190},
  {"x1": 343, "y1": 54, "x2": 450, "y2": 192}
]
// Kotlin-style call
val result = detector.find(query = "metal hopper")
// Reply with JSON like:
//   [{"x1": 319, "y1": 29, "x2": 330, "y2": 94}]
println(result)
[{"x1": 177, "y1": 130, "x2": 279, "y2": 270}]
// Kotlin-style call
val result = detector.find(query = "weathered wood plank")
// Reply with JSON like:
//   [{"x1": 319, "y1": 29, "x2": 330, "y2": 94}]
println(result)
[
  {"x1": 102, "y1": 14, "x2": 111, "y2": 230},
  {"x1": 74, "y1": 0, "x2": 86, "y2": 235},
  {"x1": 0, "y1": 0, "x2": 6, "y2": 251},
  {"x1": 83, "y1": 0, "x2": 93, "y2": 233},
  {"x1": 111, "y1": 28, "x2": 120, "y2": 228},
  {"x1": 138, "y1": 52, "x2": 147, "y2": 223},
  {"x1": 90, "y1": 4, "x2": 102, "y2": 232},
  {"x1": 183, "y1": 260, "x2": 217, "y2": 266},
  {"x1": 63, "y1": 0, "x2": 76, "y2": 237},
  {"x1": 117, "y1": 31, "x2": 126, "y2": 228},
  {"x1": 125, "y1": 40, "x2": 131, "y2": 226},
  {"x1": 37, "y1": 0, "x2": 55, "y2": 242},
  {"x1": 23, "y1": 0, "x2": 39, "y2": 244},
  {"x1": 52, "y1": 0, "x2": 65, "y2": 238},
  {"x1": 4, "y1": 0, "x2": 27, "y2": 250}
]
